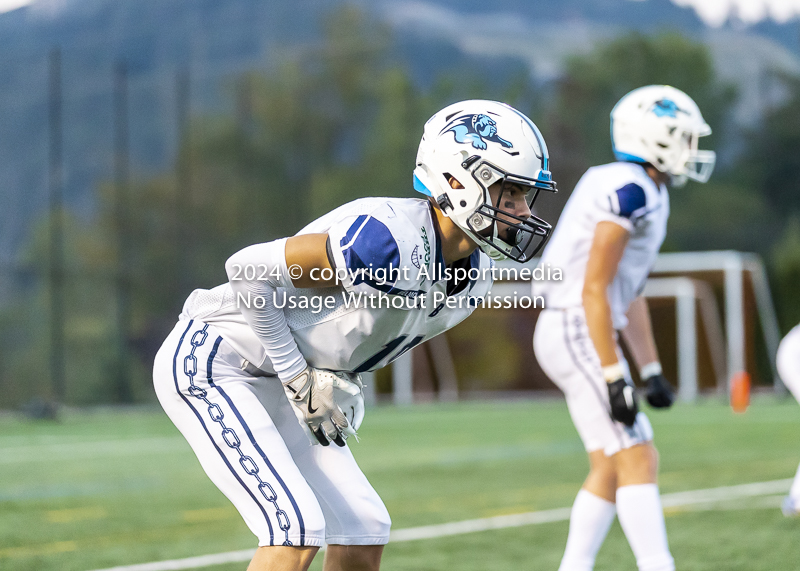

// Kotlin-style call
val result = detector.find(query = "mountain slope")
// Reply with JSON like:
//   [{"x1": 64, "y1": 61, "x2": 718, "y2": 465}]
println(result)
[{"x1": 0, "y1": 0, "x2": 798, "y2": 298}]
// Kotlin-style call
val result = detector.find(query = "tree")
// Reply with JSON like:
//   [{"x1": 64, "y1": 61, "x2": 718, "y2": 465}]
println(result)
[
  {"x1": 745, "y1": 73, "x2": 800, "y2": 216},
  {"x1": 1, "y1": 5, "x2": 514, "y2": 406},
  {"x1": 741, "y1": 74, "x2": 800, "y2": 332}
]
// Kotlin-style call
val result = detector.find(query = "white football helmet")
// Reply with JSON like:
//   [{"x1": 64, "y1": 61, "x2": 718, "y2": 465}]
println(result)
[
  {"x1": 611, "y1": 85, "x2": 715, "y2": 184},
  {"x1": 413, "y1": 100, "x2": 556, "y2": 262}
]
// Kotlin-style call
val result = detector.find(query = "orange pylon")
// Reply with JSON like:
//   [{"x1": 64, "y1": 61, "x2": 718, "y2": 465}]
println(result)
[{"x1": 730, "y1": 371, "x2": 751, "y2": 413}]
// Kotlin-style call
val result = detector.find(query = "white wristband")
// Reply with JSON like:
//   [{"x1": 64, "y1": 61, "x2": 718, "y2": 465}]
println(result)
[
  {"x1": 602, "y1": 362, "x2": 625, "y2": 382},
  {"x1": 640, "y1": 362, "x2": 662, "y2": 379}
]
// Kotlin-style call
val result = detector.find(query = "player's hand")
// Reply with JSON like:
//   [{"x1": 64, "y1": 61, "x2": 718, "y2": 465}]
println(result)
[
  {"x1": 607, "y1": 377, "x2": 638, "y2": 427},
  {"x1": 335, "y1": 372, "x2": 366, "y2": 441},
  {"x1": 645, "y1": 373, "x2": 675, "y2": 408},
  {"x1": 282, "y1": 367, "x2": 349, "y2": 447}
]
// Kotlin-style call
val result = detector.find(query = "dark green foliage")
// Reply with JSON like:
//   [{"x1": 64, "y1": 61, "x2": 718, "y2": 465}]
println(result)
[
  {"x1": 3, "y1": 20, "x2": 800, "y2": 406},
  {"x1": 737, "y1": 74, "x2": 800, "y2": 333},
  {"x1": 0, "y1": 6, "x2": 518, "y2": 406},
  {"x1": 746, "y1": 74, "x2": 800, "y2": 215},
  {"x1": 771, "y1": 217, "x2": 800, "y2": 331}
]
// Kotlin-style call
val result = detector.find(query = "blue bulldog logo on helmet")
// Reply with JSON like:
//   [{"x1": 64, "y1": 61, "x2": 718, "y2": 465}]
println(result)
[
  {"x1": 651, "y1": 99, "x2": 686, "y2": 118},
  {"x1": 442, "y1": 113, "x2": 513, "y2": 150}
]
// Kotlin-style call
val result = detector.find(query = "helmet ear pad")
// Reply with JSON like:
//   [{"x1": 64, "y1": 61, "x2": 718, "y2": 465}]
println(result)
[{"x1": 414, "y1": 150, "x2": 491, "y2": 228}]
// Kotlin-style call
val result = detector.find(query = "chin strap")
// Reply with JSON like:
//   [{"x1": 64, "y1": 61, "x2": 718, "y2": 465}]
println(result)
[
  {"x1": 480, "y1": 240, "x2": 509, "y2": 261},
  {"x1": 482, "y1": 245, "x2": 507, "y2": 261},
  {"x1": 462, "y1": 223, "x2": 509, "y2": 261}
]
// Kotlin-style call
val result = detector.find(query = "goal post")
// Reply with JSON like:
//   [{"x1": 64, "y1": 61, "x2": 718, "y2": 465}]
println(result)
[
  {"x1": 386, "y1": 250, "x2": 784, "y2": 403},
  {"x1": 641, "y1": 277, "x2": 727, "y2": 401},
  {"x1": 650, "y1": 251, "x2": 784, "y2": 397}
]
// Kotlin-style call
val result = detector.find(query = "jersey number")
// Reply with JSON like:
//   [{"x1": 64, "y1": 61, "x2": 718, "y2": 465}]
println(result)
[{"x1": 353, "y1": 334, "x2": 425, "y2": 373}]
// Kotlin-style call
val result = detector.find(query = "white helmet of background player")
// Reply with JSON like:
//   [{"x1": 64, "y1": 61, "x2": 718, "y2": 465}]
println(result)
[
  {"x1": 611, "y1": 85, "x2": 716, "y2": 184},
  {"x1": 413, "y1": 100, "x2": 557, "y2": 263}
]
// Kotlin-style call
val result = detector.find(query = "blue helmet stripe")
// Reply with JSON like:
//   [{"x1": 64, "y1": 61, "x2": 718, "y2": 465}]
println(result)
[
  {"x1": 413, "y1": 173, "x2": 432, "y2": 196},
  {"x1": 614, "y1": 150, "x2": 648, "y2": 164}
]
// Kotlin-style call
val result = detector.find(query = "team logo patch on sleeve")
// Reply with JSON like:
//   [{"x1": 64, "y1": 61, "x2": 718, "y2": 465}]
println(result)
[{"x1": 441, "y1": 113, "x2": 513, "y2": 150}]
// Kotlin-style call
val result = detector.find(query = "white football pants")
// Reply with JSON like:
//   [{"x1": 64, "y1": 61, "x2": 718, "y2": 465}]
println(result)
[
  {"x1": 153, "y1": 318, "x2": 391, "y2": 547},
  {"x1": 534, "y1": 308, "x2": 653, "y2": 456}
]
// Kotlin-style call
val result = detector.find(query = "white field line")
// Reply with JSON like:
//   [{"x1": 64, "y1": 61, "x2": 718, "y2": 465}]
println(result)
[
  {"x1": 666, "y1": 494, "x2": 786, "y2": 512},
  {"x1": 659, "y1": 478, "x2": 792, "y2": 507},
  {"x1": 389, "y1": 507, "x2": 572, "y2": 542},
  {"x1": 87, "y1": 550, "x2": 258, "y2": 571},
  {"x1": 87, "y1": 478, "x2": 793, "y2": 571}
]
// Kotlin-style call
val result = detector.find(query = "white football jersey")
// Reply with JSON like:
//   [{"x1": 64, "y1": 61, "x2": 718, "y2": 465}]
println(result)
[
  {"x1": 533, "y1": 162, "x2": 669, "y2": 329},
  {"x1": 181, "y1": 197, "x2": 493, "y2": 373}
]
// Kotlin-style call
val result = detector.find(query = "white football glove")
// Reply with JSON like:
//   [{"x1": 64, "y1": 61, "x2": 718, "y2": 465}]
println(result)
[
  {"x1": 334, "y1": 372, "x2": 365, "y2": 441},
  {"x1": 282, "y1": 368, "x2": 364, "y2": 447}
]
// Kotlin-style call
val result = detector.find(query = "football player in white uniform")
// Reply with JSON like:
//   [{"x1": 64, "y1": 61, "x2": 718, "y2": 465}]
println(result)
[
  {"x1": 533, "y1": 85, "x2": 715, "y2": 571},
  {"x1": 777, "y1": 324, "x2": 800, "y2": 517},
  {"x1": 152, "y1": 99, "x2": 556, "y2": 571}
]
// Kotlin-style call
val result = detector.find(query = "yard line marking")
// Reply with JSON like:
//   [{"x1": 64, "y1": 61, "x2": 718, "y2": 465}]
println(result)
[
  {"x1": 389, "y1": 507, "x2": 572, "y2": 542},
  {"x1": 665, "y1": 494, "x2": 786, "y2": 514},
  {"x1": 660, "y1": 478, "x2": 792, "y2": 507},
  {"x1": 87, "y1": 549, "x2": 258, "y2": 571},
  {"x1": 86, "y1": 477, "x2": 793, "y2": 571}
]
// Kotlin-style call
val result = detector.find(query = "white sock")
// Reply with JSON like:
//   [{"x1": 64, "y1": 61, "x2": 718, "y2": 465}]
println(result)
[
  {"x1": 558, "y1": 490, "x2": 617, "y2": 571},
  {"x1": 791, "y1": 462, "x2": 800, "y2": 501},
  {"x1": 616, "y1": 484, "x2": 675, "y2": 571}
]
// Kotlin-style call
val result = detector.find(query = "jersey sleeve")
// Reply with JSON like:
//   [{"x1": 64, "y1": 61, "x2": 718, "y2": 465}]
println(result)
[
  {"x1": 595, "y1": 182, "x2": 648, "y2": 232},
  {"x1": 326, "y1": 205, "x2": 428, "y2": 299}
]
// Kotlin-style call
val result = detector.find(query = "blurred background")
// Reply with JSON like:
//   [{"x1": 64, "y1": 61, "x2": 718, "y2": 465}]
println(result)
[{"x1": 2, "y1": 0, "x2": 800, "y2": 409}]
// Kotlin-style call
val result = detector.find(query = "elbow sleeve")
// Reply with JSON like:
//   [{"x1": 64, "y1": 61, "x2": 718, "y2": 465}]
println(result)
[{"x1": 226, "y1": 238, "x2": 307, "y2": 381}]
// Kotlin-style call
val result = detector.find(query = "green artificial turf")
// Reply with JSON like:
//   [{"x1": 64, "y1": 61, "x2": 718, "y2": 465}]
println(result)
[{"x1": 0, "y1": 396, "x2": 798, "y2": 570}]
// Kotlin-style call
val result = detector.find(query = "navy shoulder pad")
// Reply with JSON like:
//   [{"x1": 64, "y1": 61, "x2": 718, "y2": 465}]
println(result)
[
  {"x1": 340, "y1": 215, "x2": 401, "y2": 281},
  {"x1": 613, "y1": 183, "x2": 646, "y2": 218}
]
